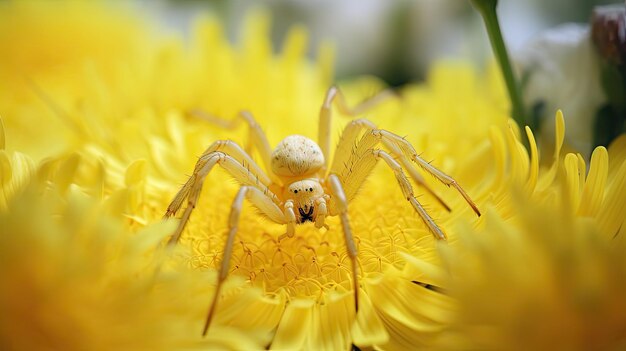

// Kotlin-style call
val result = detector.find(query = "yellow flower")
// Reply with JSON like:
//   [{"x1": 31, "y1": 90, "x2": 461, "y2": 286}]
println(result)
[
  {"x1": 434, "y1": 114, "x2": 626, "y2": 350},
  {"x1": 2, "y1": 2, "x2": 626, "y2": 350},
  {"x1": 0, "y1": 150, "x2": 263, "y2": 350},
  {"x1": 0, "y1": 1, "x2": 152, "y2": 160}
]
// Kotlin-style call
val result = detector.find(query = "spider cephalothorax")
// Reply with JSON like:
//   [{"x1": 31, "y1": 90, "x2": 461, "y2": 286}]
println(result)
[
  {"x1": 284, "y1": 176, "x2": 326, "y2": 224},
  {"x1": 163, "y1": 86, "x2": 481, "y2": 336}
]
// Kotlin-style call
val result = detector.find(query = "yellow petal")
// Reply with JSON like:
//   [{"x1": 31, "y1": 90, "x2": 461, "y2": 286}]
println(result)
[
  {"x1": 217, "y1": 287, "x2": 285, "y2": 330},
  {"x1": 607, "y1": 134, "x2": 626, "y2": 183},
  {"x1": 554, "y1": 110, "x2": 565, "y2": 158},
  {"x1": 282, "y1": 25, "x2": 308, "y2": 67},
  {"x1": 564, "y1": 153, "x2": 581, "y2": 212},
  {"x1": 376, "y1": 311, "x2": 442, "y2": 350},
  {"x1": 578, "y1": 147, "x2": 608, "y2": 217},
  {"x1": 150, "y1": 138, "x2": 179, "y2": 179},
  {"x1": 538, "y1": 110, "x2": 565, "y2": 191},
  {"x1": 271, "y1": 298, "x2": 315, "y2": 350},
  {"x1": 165, "y1": 112, "x2": 186, "y2": 155},
  {"x1": 55, "y1": 153, "x2": 81, "y2": 195},
  {"x1": 366, "y1": 273, "x2": 452, "y2": 331},
  {"x1": 199, "y1": 326, "x2": 265, "y2": 350},
  {"x1": 505, "y1": 123, "x2": 529, "y2": 186},
  {"x1": 102, "y1": 188, "x2": 130, "y2": 217},
  {"x1": 596, "y1": 159, "x2": 626, "y2": 239},
  {"x1": 399, "y1": 251, "x2": 446, "y2": 288},
  {"x1": 129, "y1": 220, "x2": 177, "y2": 254},
  {"x1": 352, "y1": 288, "x2": 389, "y2": 347},
  {"x1": 525, "y1": 126, "x2": 539, "y2": 192},
  {"x1": 0, "y1": 150, "x2": 11, "y2": 187},
  {"x1": 488, "y1": 126, "x2": 506, "y2": 189},
  {"x1": 90, "y1": 157, "x2": 106, "y2": 200},
  {"x1": 304, "y1": 292, "x2": 353, "y2": 351},
  {"x1": 0, "y1": 116, "x2": 5, "y2": 150},
  {"x1": 241, "y1": 10, "x2": 271, "y2": 91},
  {"x1": 316, "y1": 40, "x2": 335, "y2": 88},
  {"x1": 125, "y1": 159, "x2": 147, "y2": 187},
  {"x1": 192, "y1": 15, "x2": 224, "y2": 55},
  {"x1": 576, "y1": 153, "x2": 586, "y2": 187}
]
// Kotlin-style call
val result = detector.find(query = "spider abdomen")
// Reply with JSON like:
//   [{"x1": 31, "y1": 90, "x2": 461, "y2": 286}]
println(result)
[{"x1": 271, "y1": 135, "x2": 324, "y2": 177}]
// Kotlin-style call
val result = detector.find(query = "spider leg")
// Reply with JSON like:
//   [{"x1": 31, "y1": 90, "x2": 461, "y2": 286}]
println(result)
[
  {"x1": 318, "y1": 86, "x2": 394, "y2": 172},
  {"x1": 164, "y1": 150, "x2": 281, "y2": 246},
  {"x1": 314, "y1": 195, "x2": 329, "y2": 230},
  {"x1": 278, "y1": 200, "x2": 297, "y2": 241},
  {"x1": 330, "y1": 118, "x2": 451, "y2": 211},
  {"x1": 332, "y1": 141, "x2": 448, "y2": 240},
  {"x1": 331, "y1": 128, "x2": 451, "y2": 239},
  {"x1": 371, "y1": 149, "x2": 447, "y2": 240},
  {"x1": 327, "y1": 174, "x2": 360, "y2": 312},
  {"x1": 190, "y1": 110, "x2": 282, "y2": 185},
  {"x1": 200, "y1": 140, "x2": 272, "y2": 186},
  {"x1": 202, "y1": 185, "x2": 286, "y2": 336},
  {"x1": 373, "y1": 129, "x2": 481, "y2": 217}
]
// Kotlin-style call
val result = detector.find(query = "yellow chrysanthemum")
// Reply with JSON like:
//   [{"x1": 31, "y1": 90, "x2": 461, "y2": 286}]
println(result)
[
  {"x1": 0, "y1": 150, "x2": 263, "y2": 350},
  {"x1": 2, "y1": 2, "x2": 626, "y2": 350},
  {"x1": 0, "y1": 1, "x2": 153, "y2": 160},
  {"x1": 434, "y1": 117, "x2": 626, "y2": 350}
]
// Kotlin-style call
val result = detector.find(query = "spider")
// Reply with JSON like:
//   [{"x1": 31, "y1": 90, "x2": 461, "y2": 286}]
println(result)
[{"x1": 163, "y1": 86, "x2": 481, "y2": 336}]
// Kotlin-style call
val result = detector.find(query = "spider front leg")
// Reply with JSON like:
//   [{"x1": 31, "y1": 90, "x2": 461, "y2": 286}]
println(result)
[
  {"x1": 328, "y1": 174, "x2": 360, "y2": 312},
  {"x1": 163, "y1": 146, "x2": 280, "y2": 246},
  {"x1": 314, "y1": 195, "x2": 329, "y2": 230},
  {"x1": 278, "y1": 200, "x2": 297, "y2": 241},
  {"x1": 202, "y1": 187, "x2": 246, "y2": 336},
  {"x1": 202, "y1": 185, "x2": 287, "y2": 336}
]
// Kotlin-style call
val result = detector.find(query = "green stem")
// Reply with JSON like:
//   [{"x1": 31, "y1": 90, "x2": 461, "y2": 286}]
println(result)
[{"x1": 471, "y1": 0, "x2": 527, "y2": 129}]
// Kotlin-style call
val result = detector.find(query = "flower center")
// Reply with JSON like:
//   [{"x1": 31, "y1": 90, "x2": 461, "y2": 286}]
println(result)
[{"x1": 181, "y1": 171, "x2": 438, "y2": 300}]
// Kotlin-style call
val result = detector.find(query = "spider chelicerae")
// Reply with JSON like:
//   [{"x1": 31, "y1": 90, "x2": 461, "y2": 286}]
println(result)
[{"x1": 163, "y1": 86, "x2": 481, "y2": 335}]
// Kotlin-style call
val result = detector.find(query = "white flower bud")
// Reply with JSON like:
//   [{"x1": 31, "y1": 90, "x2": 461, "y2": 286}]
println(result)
[{"x1": 515, "y1": 24, "x2": 607, "y2": 157}]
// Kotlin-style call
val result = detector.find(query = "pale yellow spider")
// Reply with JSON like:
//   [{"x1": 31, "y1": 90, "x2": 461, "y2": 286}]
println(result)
[{"x1": 163, "y1": 86, "x2": 481, "y2": 336}]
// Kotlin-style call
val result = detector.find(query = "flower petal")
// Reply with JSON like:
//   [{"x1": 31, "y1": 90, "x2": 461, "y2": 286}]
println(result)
[
  {"x1": 578, "y1": 146, "x2": 608, "y2": 217},
  {"x1": 505, "y1": 122, "x2": 529, "y2": 186},
  {"x1": 0, "y1": 116, "x2": 5, "y2": 150},
  {"x1": 538, "y1": 110, "x2": 565, "y2": 191},
  {"x1": 608, "y1": 134, "x2": 626, "y2": 183},
  {"x1": 564, "y1": 153, "x2": 581, "y2": 212},
  {"x1": 304, "y1": 292, "x2": 353, "y2": 351},
  {"x1": 489, "y1": 126, "x2": 507, "y2": 189},
  {"x1": 211, "y1": 288, "x2": 286, "y2": 346},
  {"x1": 399, "y1": 251, "x2": 446, "y2": 288},
  {"x1": 366, "y1": 273, "x2": 452, "y2": 332},
  {"x1": 125, "y1": 159, "x2": 147, "y2": 187},
  {"x1": 0, "y1": 150, "x2": 11, "y2": 187},
  {"x1": 352, "y1": 288, "x2": 389, "y2": 347},
  {"x1": 55, "y1": 153, "x2": 81, "y2": 195},
  {"x1": 597, "y1": 159, "x2": 626, "y2": 239},
  {"x1": 271, "y1": 298, "x2": 315, "y2": 350},
  {"x1": 525, "y1": 126, "x2": 539, "y2": 192}
]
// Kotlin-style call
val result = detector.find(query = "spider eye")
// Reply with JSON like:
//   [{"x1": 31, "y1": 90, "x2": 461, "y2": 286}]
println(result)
[
  {"x1": 294, "y1": 190, "x2": 298, "y2": 194},
  {"x1": 309, "y1": 188, "x2": 313, "y2": 192}
]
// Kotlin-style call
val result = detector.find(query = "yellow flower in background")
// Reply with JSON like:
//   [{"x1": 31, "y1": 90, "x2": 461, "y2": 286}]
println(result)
[
  {"x1": 2, "y1": 2, "x2": 626, "y2": 350},
  {"x1": 0, "y1": 146, "x2": 262, "y2": 350},
  {"x1": 0, "y1": 1, "x2": 152, "y2": 160},
  {"x1": 435, "y1": 115, "x2": 626, "y2": 349}
]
